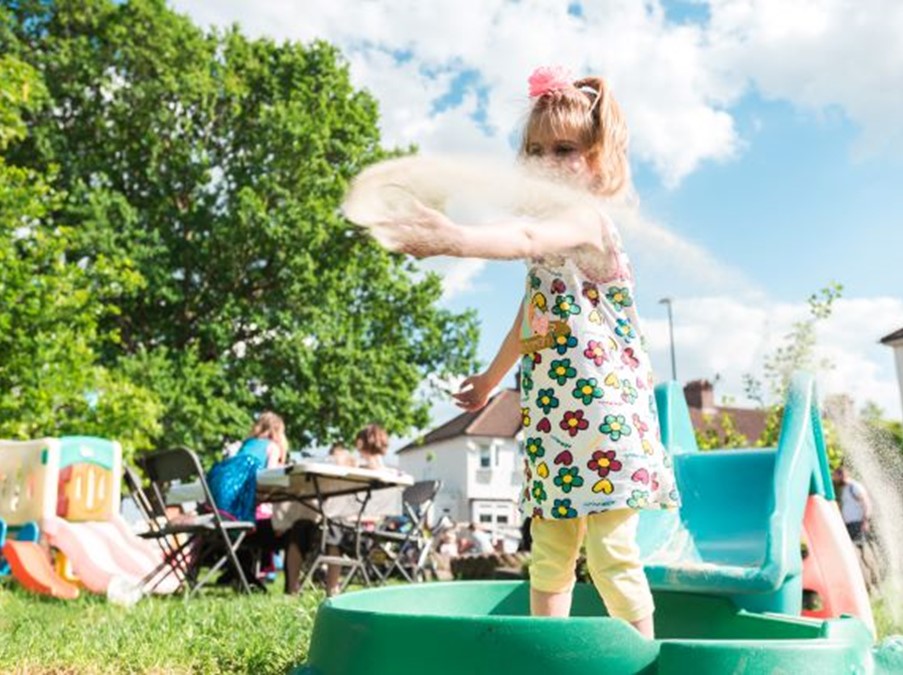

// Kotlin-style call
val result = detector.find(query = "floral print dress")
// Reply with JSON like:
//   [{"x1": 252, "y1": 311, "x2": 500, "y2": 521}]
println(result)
[{"x1": 519, "y1": 216, "x2": 679, "y2": 520}]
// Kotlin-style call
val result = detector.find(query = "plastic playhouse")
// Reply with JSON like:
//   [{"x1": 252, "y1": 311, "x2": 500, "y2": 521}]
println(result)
[
  {"x1": 295, "y1": 373, "x2": 903, "y2": 674},
  {"x1": 0, "y1": 436, "x2": 177, "y2": 599}
]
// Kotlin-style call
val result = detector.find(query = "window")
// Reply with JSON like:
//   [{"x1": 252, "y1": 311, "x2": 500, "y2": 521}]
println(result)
[
  {"x1": 479, "y1": 445, "x2": 491, "y2": 468},
  {"x1": 473, "y1": 502, "x2": 516, "y2": 530}
]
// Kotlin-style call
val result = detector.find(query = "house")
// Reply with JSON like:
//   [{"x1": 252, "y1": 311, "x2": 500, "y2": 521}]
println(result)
[
  {"x1": 880, "y1": 327, "x2": 903, "y2": 420},
  {"x1": 397, "y1": 379, "x2": 769, "y2": 535},
  {"x1": 396, "y1": 389, "x2": 523, "y2": 533}
]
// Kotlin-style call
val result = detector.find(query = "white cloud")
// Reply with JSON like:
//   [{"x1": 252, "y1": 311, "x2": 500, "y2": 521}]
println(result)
[
  {"x1": 612, "y1": 205, "x2": 757, "y2": 295},
  {"x1": 706, "y1": 0, "x2": 903, "y2": 156},
  {"x1": 644, "y1": 295, "x2": 903, "y2": 420},
  {"x1": 418, "y1": 258, "x2": 487, "y2": 301}
]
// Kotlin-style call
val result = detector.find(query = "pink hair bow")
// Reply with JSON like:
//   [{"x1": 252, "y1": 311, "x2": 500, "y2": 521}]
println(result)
[{"x1": 528, "y1": 66, "x2": 573, "y2": 97}]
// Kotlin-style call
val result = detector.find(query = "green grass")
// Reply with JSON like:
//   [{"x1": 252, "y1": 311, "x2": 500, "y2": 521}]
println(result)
[{"x1": 0, "y1": 577, "x2": 321, "y2": 674}]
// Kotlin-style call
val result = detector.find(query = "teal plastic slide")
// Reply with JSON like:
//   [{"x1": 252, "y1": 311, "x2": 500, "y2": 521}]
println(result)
[{"x1": 638, "y1": 371, "x2": 837, "y2": 615}]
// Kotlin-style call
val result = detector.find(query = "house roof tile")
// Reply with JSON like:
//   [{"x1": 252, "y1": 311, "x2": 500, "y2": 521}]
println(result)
[{"x1": 396, "y1": 389, "x2": 521, "y2": 454}]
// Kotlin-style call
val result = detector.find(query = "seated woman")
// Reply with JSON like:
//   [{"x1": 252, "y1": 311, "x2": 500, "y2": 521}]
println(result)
[
  {"x1": 327, "y1": 441, "x2": 356, "y2": 467},
  {"x1": 281, "y1": 425, "x2": 397, "y2": 595},
  {"x1": 355, "y1": 423, "x2": 389, "y2": 470},
  {"x1": 207, "y1": 412, "x2": 288, "y2": 589},
  {"x1": 323, "y1": 424, "x2": 390, "y2": 596},
  {"x1": 279, "y1": 442, "x2": 350, "y2": 596}
]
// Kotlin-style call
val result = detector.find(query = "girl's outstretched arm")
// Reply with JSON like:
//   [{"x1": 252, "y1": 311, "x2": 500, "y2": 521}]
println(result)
[
  {"x1": 453, "y1": 305, "x2": 523, "y2": 412},
  {"x1": 381, "y1": 200, "x2": 606, "y2": 260}
]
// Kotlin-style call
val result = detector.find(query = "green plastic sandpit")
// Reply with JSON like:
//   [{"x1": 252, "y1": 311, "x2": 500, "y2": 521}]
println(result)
[{"x1": 295, "y1": 581, "x2": 903, "y2": 675}]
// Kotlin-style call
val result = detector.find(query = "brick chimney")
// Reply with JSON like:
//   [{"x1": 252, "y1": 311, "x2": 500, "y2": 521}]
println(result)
[{"x1": 684, "y1": 379, "x2": 715, "y2": 412}]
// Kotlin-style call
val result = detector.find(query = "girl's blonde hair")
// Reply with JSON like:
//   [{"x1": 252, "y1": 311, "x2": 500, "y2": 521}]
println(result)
[
  {"x1": 355, "y1": 423, "x2": 389, "y2": 457},
  {"x1": 520, "y1": 75, "x2": 630, "y2": 198},
  {"x1": 251, "y1": 411, "x2": 288, "y2": 464}
]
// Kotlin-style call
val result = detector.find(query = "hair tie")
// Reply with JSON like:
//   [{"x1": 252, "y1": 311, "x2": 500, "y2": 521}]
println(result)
[{"x1": 527, "y1": 66, "x2": 573, "y2": 98}]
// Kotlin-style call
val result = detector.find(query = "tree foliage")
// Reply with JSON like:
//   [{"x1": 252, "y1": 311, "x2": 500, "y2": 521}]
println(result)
[
  {"x1": 742, "y1": 283, "x2": 844, "y2": 464},
  {"x1": 861, "y1": 401, "x2": 903, "y2": 457},
  {"x1": 694, "y1": 411, "x2": 749, "y2": 451},
  {"x1": 694, "y1": 284, "x2": 848, "y2": 456},
  {"x1": 0, "y1": 48, "x2": 161, "y2": 462},
  {"x1": 1, "y1": 0, "x2": 479, "y2": 459}
]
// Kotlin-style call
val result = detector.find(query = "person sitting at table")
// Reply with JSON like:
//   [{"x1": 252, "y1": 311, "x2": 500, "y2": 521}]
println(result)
[
  {"x1": 277, "y1": 440, "x2": 354, "y2": 595},
  {"x1": 279, "y1": 424, "x2": 401, "y2": 596},
  {"x1": 355, "y1": 423, "x2": 390, "y2": 470},
  {"x1": 327, "y1": 442, "x2": 356, "y2": 467},
  {"x1": 323, "y1": 423, "x2": 391, "y2": 596},
  {"x1": 207, "y1": 411, "x2": 288, "y2": 589}
]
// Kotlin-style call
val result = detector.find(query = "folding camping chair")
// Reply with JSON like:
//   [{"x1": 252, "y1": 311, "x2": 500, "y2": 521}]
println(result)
[
  {"x1": 135, "y1": 448, "x2": 256, "y2": 596},
  {"x1": 123, "y1": 464, "x2": 194, "y2": 592},
  {"x1": 361, "y1": 480, "x2": 442, "y2": 584}
]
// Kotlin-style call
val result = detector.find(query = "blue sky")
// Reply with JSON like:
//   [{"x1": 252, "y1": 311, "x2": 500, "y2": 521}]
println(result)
[
  {"x1": 638, "y1": 93, "x2": 903, "y2": 302},
  {"x1": 172, "y1": 0, "x2": 903, "y2": 425}
]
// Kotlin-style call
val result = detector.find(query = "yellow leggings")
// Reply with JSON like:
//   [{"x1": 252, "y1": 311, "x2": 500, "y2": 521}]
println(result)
[{"x1": 530, "y1": 509, "x2": 654, "y2": 623}]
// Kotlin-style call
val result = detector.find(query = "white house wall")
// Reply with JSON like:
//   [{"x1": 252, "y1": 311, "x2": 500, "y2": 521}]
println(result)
[
  {"x1": 397, "y1": 437, "x2": 469, "y2": 521},
  {"x1": 894, "y1": 344, "x2": 903, "y2": 421},
  {"x1": 465, "y1": 437, "x2": 522, "y2": 503},
  {"x1": 396, "y1": 435, "x2": 524, "y2": 525}
]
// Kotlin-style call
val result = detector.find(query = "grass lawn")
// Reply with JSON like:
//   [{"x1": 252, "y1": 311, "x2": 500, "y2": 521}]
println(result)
[{"x1": 0, "y1": 577, "x2": 321, "y2": 674}]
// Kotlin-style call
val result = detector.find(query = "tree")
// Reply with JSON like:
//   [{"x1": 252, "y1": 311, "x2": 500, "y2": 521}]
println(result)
[
  {"x1": 694, "y1": 411, "x2": 749, "y2": 451},
  {"x1": 0, "y1": 48, "x2": 160, "y2": 461},
  {"x1": 3, "y1": 0, "x2": 479, "y2": 457},
  {"x1": 743, "y1": 283, "x2": 844, "y2": 465}
]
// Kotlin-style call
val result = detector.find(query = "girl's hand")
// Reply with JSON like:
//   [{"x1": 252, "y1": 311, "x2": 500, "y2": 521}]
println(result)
[
  {"x1": 452, "y1": 373, "x2": 493, "y2": 412},
  {"x1": 375, "y1": 200, "x2": 459, "y2": 259}
]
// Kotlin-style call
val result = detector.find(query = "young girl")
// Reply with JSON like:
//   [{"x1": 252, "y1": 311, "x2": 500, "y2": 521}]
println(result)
[
  {"x1": 385, "y1": 66, "x2": 678, "y2": 637},
  {"x1": 207, "y1": 411, "x2": 289, "y2": 589},
  {"x1": 208, "y1": 411, "x2": 288, "y2": 523}
]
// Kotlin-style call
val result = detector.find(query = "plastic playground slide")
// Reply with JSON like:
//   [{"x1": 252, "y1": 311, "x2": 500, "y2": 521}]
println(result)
[
  {"x1": 84, "y1": 515, "x2": 180, "y2": 594},
  {"x1": 1, "y1": 436, "x2": 180, "y2": 599},
  {"x1": 635, "y1": 373, "x2": 874, "y2": 626},
  {"x1": 802, "y1": 494, "x2": 874, "y2": 631},
  {"x1": 2, "y1": 539, "x2": 79, "y2": 600},
  {"x1": 0, "y1": 518, "x2": 38, "y2": 575},
  {"x1": 42, "y1": 515, "x2": 142, "y2": 594}
]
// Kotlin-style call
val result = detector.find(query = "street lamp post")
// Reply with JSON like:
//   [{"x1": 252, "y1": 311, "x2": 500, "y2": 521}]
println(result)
[{"x1": 659, "y1": 297, "x2": 677, "y2": 382}]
